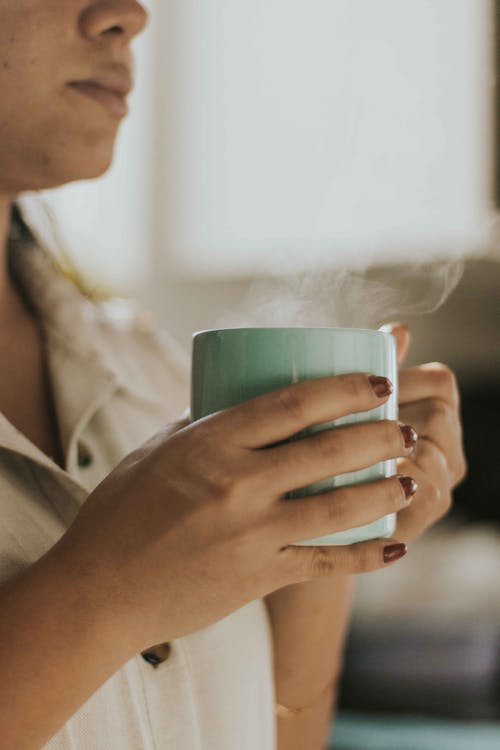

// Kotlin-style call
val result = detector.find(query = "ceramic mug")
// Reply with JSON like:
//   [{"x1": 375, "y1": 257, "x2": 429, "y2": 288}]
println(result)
[{"x1": 191, "y1": 327, "x2": 398, "y2": 546}]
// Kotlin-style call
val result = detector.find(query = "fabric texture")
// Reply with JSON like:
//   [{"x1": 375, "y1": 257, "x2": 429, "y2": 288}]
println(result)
[{"x1": 1, "y1": 243, "x2": 276, "y2": 750}]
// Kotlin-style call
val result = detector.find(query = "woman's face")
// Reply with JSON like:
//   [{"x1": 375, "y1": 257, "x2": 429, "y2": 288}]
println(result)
[{"x1": 0, "y1": 1, "x2": 148, "y2": 194}]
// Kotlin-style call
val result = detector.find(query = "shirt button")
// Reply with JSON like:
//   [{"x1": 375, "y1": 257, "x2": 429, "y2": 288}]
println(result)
[
  {"x1": 141, "y1": 642, "x2": 172, "y2": 668},
  {"x1": 77, "y1": 442, "x2": 93, "y2": 468}
]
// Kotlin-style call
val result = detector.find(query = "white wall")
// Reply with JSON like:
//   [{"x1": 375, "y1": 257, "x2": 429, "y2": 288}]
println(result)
[{"x1": 155, "y1": 0, "x2": 494, "y2": 280}]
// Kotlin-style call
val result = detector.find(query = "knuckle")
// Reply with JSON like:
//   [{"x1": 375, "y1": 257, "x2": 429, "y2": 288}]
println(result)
[
  {"x1": 276, "y1": 386, "x2": 306, "y2": 422},
  {"x1": 441, "y1": 491, "x2": 453, "y2": 516},
  {"x1": 434, "y1": 486, "x2": 452, "y2": 519},
  {"x1": 192, "y1": 413, "x2": 217, "y2": 438},
  {"x1": 429, "y1": 363, "x2": 459, "y2": 399},
  {"x1": 421, "y1": 480, "x2": 449, "y2": 520},
  {"x1": 455, "y1": 455, "x2": 468, "y2": 484},
  {"x1": 430, "y1": 362, "x2": 454, "y2": 383},
  {"x1": 349, "y1": 545, "x2": 373, "y2": 574},
  {"x1": 435, "y1": 445, "x2": 450, "y2": 474},
  {"x1": 332, "y1": 489, "x2": 351, "y2": 521},
  {"x1": 278, "y1": 547, "x2": 310, "y2": 583},
  {"x1": 310, "y1": 547, "x2": 337, "y2": 578},
  {"x1": 282, "y1": 498, "x2": 309, "y2": 537},
  {"x1": 236, "y1": 515, "x2": 267, "y2": 550},
  {"x1": 427, "y1": 481, "x2": 441, "y2": 507},
  {"x1": 416, "y1": 438, "x2": 438, "y2": 463},
  {"x1": 386, "y1": 420, "x2": 403, "y2": 450},
  {"x1": 341, "y1": 373, "x2": 369, "y2": 402},
  {"x1": 200, "y1": 460, "x2": 256, "y2": 503},
  {"x1": 323, "y1": 492, "x2": 346, "y2": 529},
  {"x1": 316, "y1": 428, "x2": 338, "y2": 461},
  {"x1": 391, "y1": 479, "x2": 406, "y2": 508},
  {"x1": 428, "y1": 398, "x2": 451, "y2": 423},
  {"x1": 188, "y1": 418, "x2": 222, "y2": 453},
  {"x1": 235, "y1": 460, "x2": 258, "y2": 489},
  {"x1": 204, "y1": 465, "x2": 237, "y2": 500}
]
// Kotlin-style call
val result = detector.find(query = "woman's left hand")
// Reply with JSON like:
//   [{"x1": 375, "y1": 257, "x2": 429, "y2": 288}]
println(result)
[
  {"x1": 265, "y1": 324, "x2": 468, "y2": 740},
  {"x1": 386, "y1": 323, "x2": 467, "y2": 542}
]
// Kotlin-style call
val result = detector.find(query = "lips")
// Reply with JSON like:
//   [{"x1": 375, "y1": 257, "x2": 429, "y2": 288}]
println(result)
[{"x1": 67, "y1": 65, "x2": 132, "y2": 117}]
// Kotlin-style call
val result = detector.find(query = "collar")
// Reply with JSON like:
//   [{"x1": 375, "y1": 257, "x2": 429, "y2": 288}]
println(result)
[{"x1": 2, "y1": 240, "x2": 163, "y2": 481}]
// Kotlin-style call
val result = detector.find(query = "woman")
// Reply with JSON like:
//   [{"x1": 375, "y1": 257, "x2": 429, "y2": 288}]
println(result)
[{"x1": 0, "y1": 2, "x2": 466, "y2": 749}]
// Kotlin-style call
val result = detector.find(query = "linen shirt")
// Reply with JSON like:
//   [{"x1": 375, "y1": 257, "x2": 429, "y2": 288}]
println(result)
[{"x1": 0, "y1": 243, "x2": 276, "y2": 750}]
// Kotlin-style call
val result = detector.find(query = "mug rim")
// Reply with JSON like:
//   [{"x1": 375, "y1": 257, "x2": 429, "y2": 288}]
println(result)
[{"x1": 193, "y1": 326, "x2": 393, "y2": 339}]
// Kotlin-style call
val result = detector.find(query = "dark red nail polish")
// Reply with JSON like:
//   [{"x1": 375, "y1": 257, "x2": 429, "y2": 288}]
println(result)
[
  {"x1": 398, "y1": 475, "x2": 418, "y2": 500},
  {"x1": 369, "y1": 375, "x2": 393, "y2": 398},
  {"x1": 399, "y1": 423, "x2": 418, "y2": 449},
  {"x1": 383, "y1": 543, "x2": 407, "y2": 563}
]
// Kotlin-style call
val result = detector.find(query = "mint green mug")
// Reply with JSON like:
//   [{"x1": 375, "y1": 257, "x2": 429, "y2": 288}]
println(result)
[{"x1": 191, "y1": 327, "x2": 398, "y2": 546}]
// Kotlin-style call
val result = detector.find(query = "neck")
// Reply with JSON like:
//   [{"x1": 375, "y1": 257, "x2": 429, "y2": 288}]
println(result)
[{"x1": 0, "y1": 193, "x2": 29, "y2": 324}]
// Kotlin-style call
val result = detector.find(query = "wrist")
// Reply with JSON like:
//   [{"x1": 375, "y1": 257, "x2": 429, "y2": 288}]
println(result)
[
  {"x1": 0, "y1": 538, "x2": 138, "y2": 748},
  {"x1": 45, "y1": 536, "x2": 139, "y2": 662},
  {"x1": 275, "y1": 679, "x2": 336, "y2": 720},
  {"x1": 266, "y1": 575, "x2": 355, "y2": 710}
]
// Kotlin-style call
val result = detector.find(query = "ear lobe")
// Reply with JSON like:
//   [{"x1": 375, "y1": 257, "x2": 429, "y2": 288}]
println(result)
[{"x1": 379, "y1": 322, "x2": 411, "y2": 366}]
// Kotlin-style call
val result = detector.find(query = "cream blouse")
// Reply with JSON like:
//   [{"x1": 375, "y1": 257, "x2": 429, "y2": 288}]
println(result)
[{"x1": 0, "y1": 243, "x2": 276, "y2": 749}]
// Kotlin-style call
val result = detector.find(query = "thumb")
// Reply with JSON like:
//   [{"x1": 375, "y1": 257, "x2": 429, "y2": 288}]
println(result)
[{"x1": 380, "y1": 322, "x2": 411, "y2": 366}]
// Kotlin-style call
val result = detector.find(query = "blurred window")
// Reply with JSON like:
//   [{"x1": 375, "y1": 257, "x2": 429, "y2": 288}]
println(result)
[
  {"x1": 28, "y1": 0, "x2": 494, "y2": 289},
  {"x1": 158, "y1": 0, "x2": 493, "y2": 279}
]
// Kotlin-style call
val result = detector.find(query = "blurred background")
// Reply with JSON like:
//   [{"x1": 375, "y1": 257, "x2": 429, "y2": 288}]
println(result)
[{"x1": 20, "y1": 0, "x2": 500, "y2": 747}]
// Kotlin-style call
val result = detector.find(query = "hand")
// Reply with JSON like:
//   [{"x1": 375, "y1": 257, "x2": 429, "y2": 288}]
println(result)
[
  {"x1": 383, "y1": 323, "x2": 467, "y2": 542},
  {"x1": 52, "y1": 373, "x2": 413, "y2": 654}
]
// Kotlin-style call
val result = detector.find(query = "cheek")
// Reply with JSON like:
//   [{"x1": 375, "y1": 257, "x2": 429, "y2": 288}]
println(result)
[
  {"x1": 0, "y1": 16, "x2": 55, "y2": 137},
  {"x1": 0, "y1": 4, "x2": 121, "y2": 189},
  {"x1": 0, "y1": 88, "x2": 120, "y2": 190},
  {"x1": 0, "y1": 57, "x2": 119, "y2": 188},
  {"x1": 51, "y1": 85, "x2": 121, "y2": 159}
]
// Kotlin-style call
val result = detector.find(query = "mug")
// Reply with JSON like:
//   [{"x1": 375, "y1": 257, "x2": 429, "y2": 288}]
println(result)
[{"x1": 191, "y1": 327, "x2": 398, "y2": 546}]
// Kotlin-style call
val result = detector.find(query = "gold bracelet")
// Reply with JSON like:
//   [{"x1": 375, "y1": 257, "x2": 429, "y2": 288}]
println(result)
[
  {"x1": 274, "y1": 683, "x2": 334, "y2": 720},
  {"x1": 275, "y1": 703, "x2": 303, "y2": 720}
]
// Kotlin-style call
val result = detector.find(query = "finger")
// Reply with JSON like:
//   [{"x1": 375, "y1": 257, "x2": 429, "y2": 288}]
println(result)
[
  {"x1": 413, "y1": 438, "x2": 453, "y2": 493},
  {"x1": 259, "y1": 420, "x2": 417, "y2": 495},
  {"x1": 277, "y1": 537, "x2": 408, "y2": 582},
  {"x1": 394, "y1": 446, "x2": 452, "y2": 542},
  {"x1": 398, "y1": 364, "x2": 460, "y2": 409},
  {"x1": 399, "y1": 399, "x2": 466, "y2": 486},
  {"x1": 380, "y1": 322, "x2": 411, "y2": 366},
  {"x1": 210, "y1": 372, "x2": 394, "y2": 449},
  {"x1": 271, "y1": 475, "x2": 417, "y2": 545}
]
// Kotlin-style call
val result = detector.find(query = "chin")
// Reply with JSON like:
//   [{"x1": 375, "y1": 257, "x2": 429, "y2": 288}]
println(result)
[
  {"x1": 58, "y1": 134, "x2": 118, "y2": 183},
  {"x1": 26, "y1": 145, "x2": 116, "y2": 190},
  {"x1": 3, "y1": 123, "x2": 119, "y2": 192},
  {"x1": 66, "y1": 154, "x2": 115, "y2": 182}
]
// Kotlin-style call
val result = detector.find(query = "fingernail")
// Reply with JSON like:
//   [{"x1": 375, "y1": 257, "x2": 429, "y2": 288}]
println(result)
[
  {"x1": 398, "y1": 475, "x2": 418, "y2": 501},
  {"x1": 369, "y1": 375, "x2": 393, "y2": 398},
  {"x1": 383, "y1": 543, "x2": 407, "y2": 563},
  {"x1": 399, "y1": 423, "x2": 418, "y2": 450}
]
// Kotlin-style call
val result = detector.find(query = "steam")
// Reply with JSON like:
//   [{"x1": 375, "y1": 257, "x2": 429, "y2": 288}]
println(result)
[
  {"x1": 217, "y1": 259, "x2": 465, "y2": 330},
  {"x1": 218, "y1": 259, "x2": 464, "y2": 328}
]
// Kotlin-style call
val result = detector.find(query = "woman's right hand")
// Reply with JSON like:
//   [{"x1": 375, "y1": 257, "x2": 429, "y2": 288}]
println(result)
[{"x1": 52, "y1": 372, "x2": 416, "y2": 654}]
